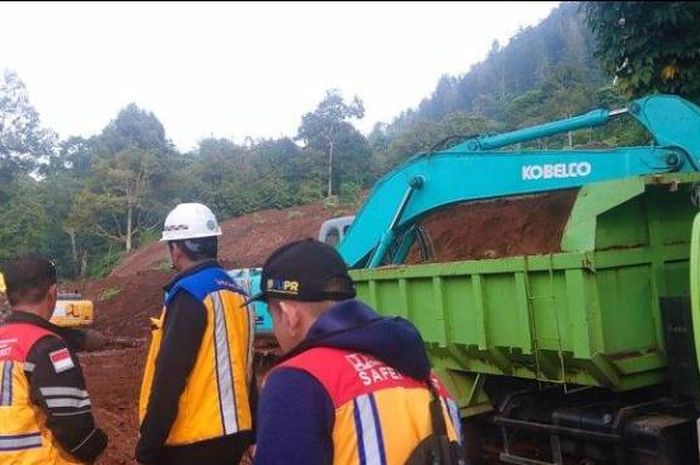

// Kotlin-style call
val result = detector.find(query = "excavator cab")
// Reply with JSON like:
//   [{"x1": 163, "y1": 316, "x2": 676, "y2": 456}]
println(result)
[
  {"x1": 318, "y1": 215, "x2": 355, "y2": 246},
  {"x1": 51, "y1": 295, "x2": 94, "y2": 327},
  {"x1": 0, "y1": 272, "x2": 94, "y2": 327},
  {"x1": 228, "y1": 268, "x2": 273, "y2": 334}
]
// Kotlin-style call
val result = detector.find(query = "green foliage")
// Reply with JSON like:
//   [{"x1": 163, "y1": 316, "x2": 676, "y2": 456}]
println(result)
[
  {"x1": 585, "y1": 2, "x2": 700, "y2": 101},
  {"x1": 378, "y1": 114, "x2": 502, "y2": 166},
  {"x1": 297, "y1": 89, "x2": 366, "y2": 197},
  {"x1": 86, "y1": 249, "x2": 124, "y2": 279},
  {"x1": 151, "y1": 260, "x2": 171, "y2": 272},
  {"x1": 66, "y1": 105, "x2": 174, "y2": 255},
  {"x1": 138, "y1": 228, "x2": 162, "y2": 247},
  {"x1": 0, "y1": 178, "x2": 49, "y2": 264},
  {"x1": 98, "y1": 287, "x2": 121, "y2": 302},
  {"x1": 339, "y1": 182, "x2": 363, "y2": 209}
]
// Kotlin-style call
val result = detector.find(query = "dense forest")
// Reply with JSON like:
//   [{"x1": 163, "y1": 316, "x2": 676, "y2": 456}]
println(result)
[{"x1": 1, "y1": 2, "x2": 699, "y2": 278}]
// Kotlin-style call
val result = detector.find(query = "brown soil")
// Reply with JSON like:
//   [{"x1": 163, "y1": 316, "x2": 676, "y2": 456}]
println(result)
[
  {"x1": 84, "y1": 270, "x2": 173, "y2": 340},
  {"x1": 81, "y1": 346, "x2": 145, "y2": 465},
  {"x1": 408, "y1": 190, "x2": 577, "y2": 263},
  {"x1": 111, "y1": 201, "x2": 354, "y2": 278}
]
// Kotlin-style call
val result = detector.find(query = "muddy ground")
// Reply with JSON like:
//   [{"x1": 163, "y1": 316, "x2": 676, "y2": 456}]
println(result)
[{"x1": 81, "y1": 347, "x2": 145, "y2": 465}]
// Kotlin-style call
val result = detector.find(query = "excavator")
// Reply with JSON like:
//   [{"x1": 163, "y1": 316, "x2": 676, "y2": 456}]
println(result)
[
  {"x1": 237, "y1": 94, "x2": 700, "y2": 464},
  {"x1": 0, "y1": 272, "x2": 94, "y2": 327}
]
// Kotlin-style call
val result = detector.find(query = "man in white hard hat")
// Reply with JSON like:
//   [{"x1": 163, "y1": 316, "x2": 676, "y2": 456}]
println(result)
[{"x1": 136, "y1": 203, "x2": 256, "y2": 465}]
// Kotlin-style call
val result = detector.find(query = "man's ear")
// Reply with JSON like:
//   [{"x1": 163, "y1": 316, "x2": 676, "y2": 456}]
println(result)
[
  {"x1": 278, "y1": 300, "x2": 301, "y2": 336},
  {"x1": 47, "y1": 284, "x2": 58, "y2": 301},
  {"x1": 45, "y1": 284, "x2": 58, "y2": 318}
]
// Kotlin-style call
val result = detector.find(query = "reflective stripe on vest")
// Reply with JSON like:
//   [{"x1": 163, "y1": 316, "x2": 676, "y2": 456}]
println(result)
[
  {"x1": 353, "y1": 394, "x2": 387, "y2": 465},
  {"x1": 0, "y1": 433, "x2": 42, "y2": 451},
  {"x1": 211, "y1": 291, "x2": 239, "y2": 434},
  {"x1": 0, "y1": 361, "x2": 13, "y2": 406},
  {"x1": 278, "y1": 347, "x2": 460, "y2": 465}
]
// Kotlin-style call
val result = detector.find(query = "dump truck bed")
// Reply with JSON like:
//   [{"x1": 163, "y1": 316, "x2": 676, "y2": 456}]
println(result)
[{"x1": 349, "y1": 174, "x2": 699, "y2": 405}]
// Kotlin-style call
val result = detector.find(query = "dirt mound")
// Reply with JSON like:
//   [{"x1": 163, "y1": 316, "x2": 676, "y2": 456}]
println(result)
[
  {"x1": 79, "y1": 270, "x2": 173, "y2": 339},
  {"x1": 111, "y1": 202, "x2": 353, "y2": 278},
  {"x1": 410, "y1": 190, "x2": 577, "y2": 263}
]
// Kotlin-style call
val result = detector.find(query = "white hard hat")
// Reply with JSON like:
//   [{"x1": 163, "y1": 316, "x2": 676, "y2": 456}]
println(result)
[{"x1": 161, "y1": 203, "x2": 222, "y2": 242}]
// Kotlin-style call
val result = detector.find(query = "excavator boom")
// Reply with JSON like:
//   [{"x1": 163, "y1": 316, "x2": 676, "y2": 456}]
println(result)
[{"x1": 338, "y1": 94, "x2": 700, "y2": 268}]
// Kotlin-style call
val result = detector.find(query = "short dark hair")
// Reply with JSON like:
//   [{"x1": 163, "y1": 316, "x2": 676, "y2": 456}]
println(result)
[
  {"x1": 169, "y1": 237, "x2": 218, "y2": 262},
  {"x1": 3, "y1": 253, "x2": 57, "y2": 307}
]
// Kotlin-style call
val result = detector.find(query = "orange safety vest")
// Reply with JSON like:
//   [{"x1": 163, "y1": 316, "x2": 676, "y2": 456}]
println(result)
[
  {"x1": 278, "y1": 347, "x2": 462, "y2": 465},
  {"x1": 0, "y1": 323, "x2": 82, "y2": 465}
]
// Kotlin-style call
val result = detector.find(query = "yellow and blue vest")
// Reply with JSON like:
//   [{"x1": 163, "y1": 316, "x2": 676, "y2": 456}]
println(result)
[
  {"x1": 278, "y1": 347, "x2": 462, "y2": 465},
  {"x1": 139, "y1": 266, "x2": 255, "y2": 445}
]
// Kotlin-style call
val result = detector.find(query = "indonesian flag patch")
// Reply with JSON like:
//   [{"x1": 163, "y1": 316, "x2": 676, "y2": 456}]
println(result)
[{"x1": 49, "y1": 348, "x2": 75, "y2": 373}]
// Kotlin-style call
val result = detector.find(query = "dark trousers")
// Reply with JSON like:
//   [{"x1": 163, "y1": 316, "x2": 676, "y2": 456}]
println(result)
[{"x1": 157, "y1": 432, "x2": 251, "y2": 465}]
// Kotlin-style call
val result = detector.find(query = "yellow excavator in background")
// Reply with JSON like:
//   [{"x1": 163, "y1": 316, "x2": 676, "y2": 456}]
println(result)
[{"x1": 0, "y1": 272, "x2": 94, "y2": 327}]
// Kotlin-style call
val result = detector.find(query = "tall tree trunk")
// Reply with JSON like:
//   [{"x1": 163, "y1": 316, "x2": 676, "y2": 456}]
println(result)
[
  {"x1": 80, "y1": 251, "x2": 88, "y2": 278},
  {"x1": 68, "y1": 228, "x2": 78, "y2": 277},
  {"x1": 126, "y1": 204, "x2": 133, "y2": 253},
  {"x1": 327, "y1": 139, "x2": 334, "y2": 198}
]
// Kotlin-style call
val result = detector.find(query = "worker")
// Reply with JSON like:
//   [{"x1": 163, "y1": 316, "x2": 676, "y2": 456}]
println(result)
[
  {"x1": 137, "y1": 202, "x2": 256, "y2": 465},
  {"x1": 249, "y1": 239, "x2": 465, "y2": 465},
  {"x1": 0, "y1": 253, "x2": 108, "y2": 464}
]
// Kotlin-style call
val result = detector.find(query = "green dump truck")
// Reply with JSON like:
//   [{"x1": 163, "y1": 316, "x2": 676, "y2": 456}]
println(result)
[{"x1": 334, "y1": 95, "x2": 700, "y2": 464}]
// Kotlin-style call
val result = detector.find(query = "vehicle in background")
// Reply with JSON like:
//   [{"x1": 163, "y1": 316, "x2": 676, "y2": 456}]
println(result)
[{"x1": 0, "y1": 272, "x2": 94, "y2": 327}]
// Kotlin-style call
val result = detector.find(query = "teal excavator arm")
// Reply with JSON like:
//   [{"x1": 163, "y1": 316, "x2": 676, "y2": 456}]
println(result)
[{"x1": 338, "y1": 94, "x2": 700, "y2": 268}]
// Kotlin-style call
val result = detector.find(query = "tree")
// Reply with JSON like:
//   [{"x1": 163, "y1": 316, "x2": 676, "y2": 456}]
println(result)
[
  {"x1": 67, "y1": 105, "x2": 173, "y2": 254},
  {"x1": 0, "y1": 178, "x2": 48, "y2": 264},
  {"x1": 101, "y1": 103, "x2": 173, "y2": 153},
  {"x1": 506, "y1": 66, "x2": 597, "y2": 148},
  {"x1": 0, "y1": 70, "x2": 56, "y2": 191},
  {"x1": 297, "y1": 89, "x2": 365, "y2": 197},
  {"x1": 68, "y1": 148, "x2": 166, "y2": 254},
  {"x1": 585, "y1": 2, "x2": 700, "y2": 100}
]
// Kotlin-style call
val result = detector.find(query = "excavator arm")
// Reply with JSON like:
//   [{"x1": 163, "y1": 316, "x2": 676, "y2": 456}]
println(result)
[{"x1": 338, "y1": 95, "x2": 700, "y2": 268}]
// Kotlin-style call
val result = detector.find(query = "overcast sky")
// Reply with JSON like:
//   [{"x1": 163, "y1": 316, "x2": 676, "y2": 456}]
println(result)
[{"x1": 1, "y1": 2, "x2": 559, "y2": 151}]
